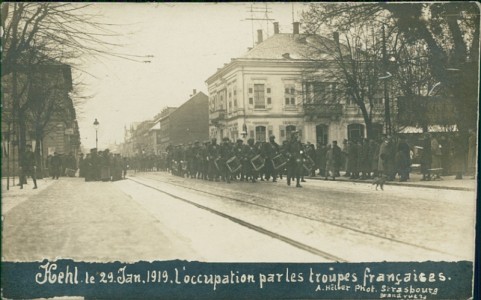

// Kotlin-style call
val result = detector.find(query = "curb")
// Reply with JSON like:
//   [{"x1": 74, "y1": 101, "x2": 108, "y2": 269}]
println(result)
[{"x1": 306, "y1": 176, "x2": 476, "y2": 192}]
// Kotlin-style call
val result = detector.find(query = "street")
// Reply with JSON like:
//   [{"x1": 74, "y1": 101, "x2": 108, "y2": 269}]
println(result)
[{"x1": 2, "y1": 173, "x2": 475, "y2": 263}]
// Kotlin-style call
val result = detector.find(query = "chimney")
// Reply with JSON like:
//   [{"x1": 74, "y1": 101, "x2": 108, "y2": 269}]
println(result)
[
  {"x1": 257, "y1": 29, "x2": 263, "y2": 44},
  {"x1": 193, "y1": 89, "x2": 197, "y2": 95},
  {"x1": 273, "y1": 22, "x2": 279, "y2": 34},
  {"x1": 293, "y1": 22, "x2": 300, "y2": 34}
]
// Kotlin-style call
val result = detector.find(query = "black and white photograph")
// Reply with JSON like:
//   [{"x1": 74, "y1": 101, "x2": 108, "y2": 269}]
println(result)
[{"x1": 1, "y1": 2, "x2": 478, "y2": 299}]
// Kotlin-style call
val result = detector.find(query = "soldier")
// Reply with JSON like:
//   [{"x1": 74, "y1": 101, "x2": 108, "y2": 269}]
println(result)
[
  {"x1": 286, "y1": 132, "x2": 305, "y2": 187},
  {"x1": 20, "y1": 144, "x2": 38, "y2": 189},
  {"x1": 233, "y1": 139, "x2": 245, "y2": 180},
  {"x1": 219, "y1": 137, "x2": 233, "y2": 183},
  {"x1": 185, "y1": 143, "x2": 195, "y2": 178},
  {"x1": 207, "y1": 138, "x2": 220, "y2": 181},
  {"x1": 263, "y1": 135, "x2": 280, "y2": 182},
  {"x1": 244, "y1": 138, "x2": 259, "y2": 183},
  {"x1": 306, "y1": 143, "x2": 317, "y2": 177},
  {"x1": 192, "y1": 141, "x2": 202, "y2": 179},
  {"x1": 325, "y1": 141, "x2": 342, "y2": 180},
  {"x1": 201, "y1": 141, "x2": 210, "y2": 180}
]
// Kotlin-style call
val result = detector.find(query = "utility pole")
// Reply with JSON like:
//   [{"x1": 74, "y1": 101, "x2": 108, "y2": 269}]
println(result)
[
  {"x1": 245, "y1": 4, "x2": 274, "y2": 47},
  {"x1": 382, "y1": 25, "x2": 392, "y2": 136}
]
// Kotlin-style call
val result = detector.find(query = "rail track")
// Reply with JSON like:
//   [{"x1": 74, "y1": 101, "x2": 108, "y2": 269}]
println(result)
[{"x1": 127, "y1": 173, "x2": 465, "y2": 262}]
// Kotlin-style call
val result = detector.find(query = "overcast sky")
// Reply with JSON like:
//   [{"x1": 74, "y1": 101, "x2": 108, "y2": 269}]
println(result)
[{"x1": 75, "y1": 2, "x2": 309, "y2": 150}]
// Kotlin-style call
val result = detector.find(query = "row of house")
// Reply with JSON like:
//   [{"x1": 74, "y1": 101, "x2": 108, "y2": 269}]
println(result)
[
  {"x1": 122, "y1": 21, "x2": 457, "y2": 155},
  {"x1": 120, "y1": 91, "x2": 209, "y2": 156}
]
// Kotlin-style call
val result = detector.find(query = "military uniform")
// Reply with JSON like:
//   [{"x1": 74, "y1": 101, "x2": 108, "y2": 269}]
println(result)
[
  {"x1": 244, "y1": 138, "x2": 259, "y2": 183},
  {"x1": 219, "y1": 138, "x2": 233, "y2": 183},
  {"x1": 263, "y1": 136, "x2": 280, "y2": 182},
  {"x1": 286, "y1": 134, "x2": 304, "y2": 187},
  {"x1": 207, "y1": 139, "x2": 220, "y2": 181}
]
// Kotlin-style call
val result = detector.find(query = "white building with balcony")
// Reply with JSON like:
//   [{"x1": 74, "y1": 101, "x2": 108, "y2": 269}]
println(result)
[{"x1": 206, "y1": 22, "x2": 384, "y2": 145}]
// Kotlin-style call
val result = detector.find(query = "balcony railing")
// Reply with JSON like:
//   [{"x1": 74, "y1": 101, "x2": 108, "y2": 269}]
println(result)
[
  {"x1": 303, "y1": 103, "x2": 343, "y2": 118},
  {"x1": 210, "y1": 109, "x2": 226, "y2": 121}
]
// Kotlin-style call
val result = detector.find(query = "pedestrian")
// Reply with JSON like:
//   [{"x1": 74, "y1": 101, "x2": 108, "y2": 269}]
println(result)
[
  {"x1": 395, "y1": 137, "x2": 411, "y2": 182},
  {"x1": 20, "y1": 144, "x2": 38, "y2": 189},
  {"x1": 50, "y1": 152, "x2": 62, "y2": 180},
  {"x1": 452, "y1": 132, "x2": 466, "y2": 179},
  {"x1": 431, "y1": 135, "x2": 442, "y2": 179},
  {"x1": 420, "y1": 133, "x2": 432, "y2": 181}
]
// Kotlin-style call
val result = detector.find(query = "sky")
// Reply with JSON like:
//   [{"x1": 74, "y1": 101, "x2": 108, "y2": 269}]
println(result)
[{"x1": 74, "y1": 2, "x2": 310, "y2": 150}]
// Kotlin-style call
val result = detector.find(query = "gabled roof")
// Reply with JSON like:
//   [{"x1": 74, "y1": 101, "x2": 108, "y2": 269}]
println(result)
[
  {"x1": 241, "y1": 33, "x2": 339, "y2": 60},
  {"x1": 206, "y1": 33, "x2": 345, "y2": 84}
]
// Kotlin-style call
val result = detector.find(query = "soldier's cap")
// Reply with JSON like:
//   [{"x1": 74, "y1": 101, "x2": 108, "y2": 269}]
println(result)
[
  {"x1": 269, "y1": 135, "x2": 275, "y2": 139},
  {"x1": 236, "y1": 139, "x2": 243, "y2": 143},
  {"x1": 222, "y1": 137, "x2": 229, "y2": 141}
]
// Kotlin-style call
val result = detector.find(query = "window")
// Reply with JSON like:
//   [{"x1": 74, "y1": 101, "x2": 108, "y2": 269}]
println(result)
[
  {"x1": 371, "y1": 123, "x2": 383, "y2": 140},
  {"x1": 305, "y1": 82, "x2": 337, "y2": 104},
  {"x1": 286, "y1": 125, "x2": 296, "y2": 141},
  {"x1": 249, "y1": 98, "x2": 253, "y2": 105},
  {"x1": 249, "y1": 88, "x2": 253, "y2": 93},
  {"x1": 372, "y1": 97, "x2": 383, "y2": 105},
  {"x1": 316, "y1": 124, "x2": 329, "y2": 145},
  {"x1": 347, "y1": 124, "x2": 365, "y2": 141},
  {"x1": 255, "y1": 126, "x2": 266, "y2": 142},
  {"x1": 267, "y1": 87, "x2": 271, "y2": 93},
  {"x1": 267, "y1": 97, "x2": 271, "y2": 105},
  {"x1": 284, "y1": 84, "x2": 296, "y2": 106},
  {"x1": 254, "y1": 84, "x2": 265, "y2": 109}
]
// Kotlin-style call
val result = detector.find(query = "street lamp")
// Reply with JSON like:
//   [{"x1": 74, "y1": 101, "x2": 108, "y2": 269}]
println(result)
[{"x1": 93, "y1": 118, "x2": 99, "y2": 149}]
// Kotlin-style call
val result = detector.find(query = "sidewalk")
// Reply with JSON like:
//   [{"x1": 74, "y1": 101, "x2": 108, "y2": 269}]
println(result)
[{"x1": 306, "y1": 172, "x2": 477, "y2": 191}]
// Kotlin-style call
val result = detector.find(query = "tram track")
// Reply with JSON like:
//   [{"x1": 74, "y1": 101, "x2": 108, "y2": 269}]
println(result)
[
  {"x1": 127, "y1": 176, "x2": 346, "y2": 262},
  {"x1": 127, "y1": 174, "x2": 464, "y2": 261}
]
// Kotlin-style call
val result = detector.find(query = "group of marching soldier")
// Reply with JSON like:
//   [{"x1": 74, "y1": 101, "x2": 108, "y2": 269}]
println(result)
[{"x1": 165, "y1": 131, "x2": 312, "y2": 187}]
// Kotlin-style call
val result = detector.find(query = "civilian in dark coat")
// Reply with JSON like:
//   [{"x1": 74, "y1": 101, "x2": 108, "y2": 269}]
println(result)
[{"x1": 420, "y1": 133, "x2": 432, "y2": 181}]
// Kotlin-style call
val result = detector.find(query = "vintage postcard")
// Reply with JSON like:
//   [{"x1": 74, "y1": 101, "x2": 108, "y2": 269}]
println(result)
[{"x1": 1, "y1": 2, "x2": 478, "y2": 299}]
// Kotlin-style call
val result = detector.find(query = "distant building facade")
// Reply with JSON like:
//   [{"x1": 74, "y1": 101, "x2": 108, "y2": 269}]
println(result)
[
  {"x1": 158, "y1": 90, "x2": 209, "y2": 151},
  {"x1": 1, "y1": 62, "x2": 80, "y2": 175},
  {"x1": 121, "y1": 90, "x2": 209, "y2": 156}
]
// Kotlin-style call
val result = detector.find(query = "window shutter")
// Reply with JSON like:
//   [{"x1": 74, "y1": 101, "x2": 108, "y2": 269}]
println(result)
[
  {"x1": 295, "y1": 82, "x2": 302, "y2": 105},
  {"x1": 248, "y1": 125, "x2": 254, "y2": 139},
  {"x1": 268, "y1": 125, "x2": 273, "y2": 138},
  {"x1": 266, "y1": 84, "x2": 272, "y2": 108},
  {"x1": 248, "y1": 84, "x2": 254, "y2": 109},
  {"x1": 298, "y1": 129, "x2": 303, "y2": 142}
]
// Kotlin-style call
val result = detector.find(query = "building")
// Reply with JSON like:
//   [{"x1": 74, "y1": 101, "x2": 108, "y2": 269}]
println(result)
[
  {"x1": 120, "y1": 90, "x2": 209, "y2": 156},
  {"x1": 205, "y1": 22, "x2": 385, "y2": 144},
  {"x1": 1, "y1": 60, "x2": 80, "y2": 176},
  {"x1": 157, "y1": 90, "x2": 209, "y2": 151}
]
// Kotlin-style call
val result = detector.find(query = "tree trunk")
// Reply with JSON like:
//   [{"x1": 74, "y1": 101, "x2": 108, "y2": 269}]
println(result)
[{"x1": 34, "y1": 129, "x2": 43, "y2": 179}]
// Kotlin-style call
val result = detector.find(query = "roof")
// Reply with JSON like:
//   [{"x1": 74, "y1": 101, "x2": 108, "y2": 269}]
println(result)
[
  {"x1": 241, "y1": 33, "x2": 340, "y2": 60},
  {"x1": 206, "y1": 33, "x2": 346, "y2": 84}
]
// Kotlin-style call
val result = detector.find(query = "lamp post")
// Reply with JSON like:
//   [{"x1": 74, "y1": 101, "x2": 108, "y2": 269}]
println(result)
[{"x1": 93, "y1": 118, "x2": 99, "y2": 149}]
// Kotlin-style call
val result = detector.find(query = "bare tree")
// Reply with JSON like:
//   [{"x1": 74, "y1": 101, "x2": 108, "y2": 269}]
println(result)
[
  {"x1": 302, "y1": 24, "x2": 387, "y2": 139},
  {"x1": 303, "y1": 2, "x2": 480, "y2": 133}
]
